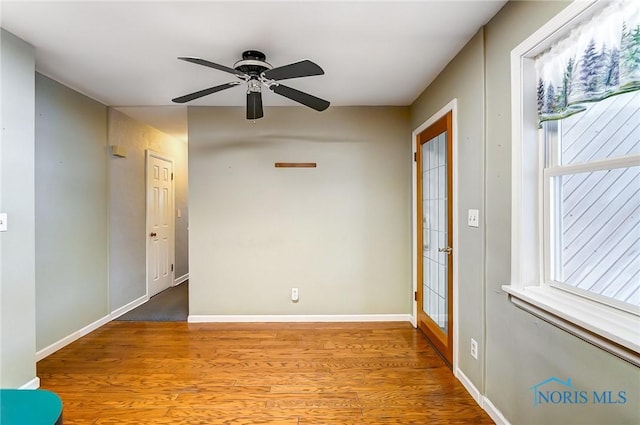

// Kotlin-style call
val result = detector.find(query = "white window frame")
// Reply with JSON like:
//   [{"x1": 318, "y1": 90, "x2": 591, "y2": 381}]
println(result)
[
  {"x1": 543, "y1": 132, "x2": 640, "y2": 315},
  {"x1": 502, "y1": 0, "x2": 640, "y2": 367}
]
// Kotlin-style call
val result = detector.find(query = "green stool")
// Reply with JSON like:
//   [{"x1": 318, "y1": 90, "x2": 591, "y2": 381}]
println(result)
[{"x1": 0, "y1": 389, "x2": 63, "y2": 424}]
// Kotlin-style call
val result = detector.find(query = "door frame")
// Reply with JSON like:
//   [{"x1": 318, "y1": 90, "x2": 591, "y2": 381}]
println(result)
[
  {"x1": 411, "y1": 99, "x2": 459, "y2": 371},
  {"x1": 145, "y1": 150, "x2": 176, "y2": 297}
]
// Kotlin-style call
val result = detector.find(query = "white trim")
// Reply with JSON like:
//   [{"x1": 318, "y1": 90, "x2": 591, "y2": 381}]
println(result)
[
  {"x1": 482, "y1": 396, "x2": 512, "y2": 425},
  {"x1": 174, "y1": 273, "x2": 189, "y2": 286},
  {"x1": 503, "y1": 286, "x2": 640, "y2": 366},
  {"x1": 510, "y1": 0, "x2": 600, "y2": 287},
  {"x1": 452, "y1": 101, "x2": 460, "y2": 376},
  {"x1": 454, "y1": 369, "x2": 511, "y2": 425},
  {"x1": 454, "y1": 368, "x2": 511, "y2": 425},
  {"x1": 188, "y1": 314, "x2": 411, "y2": 323},
  {"x1": 19, "y1": 377, "x2": 40, "y2": 389},
  {"x1": 509, "y1": 0, "x2": 600, "y2": 59},
  {"x1": 410, "y1": 98, "x2": 459, "y2": 372},
  {"x1": 109, "y1": 294, "x2": 148, "y2": 319},
  {"x1": 455, "y1": 368, "x2": 481, "y2": 405},
  {"x1": 36, "y1": 294, "x2": 149, "y2": 361},
  {"x1": 36, "y1": 315, "x2": 111, "y2": 361},
  {"x1": 544, "y1": 154, "x2": 640, "y2": 177}
]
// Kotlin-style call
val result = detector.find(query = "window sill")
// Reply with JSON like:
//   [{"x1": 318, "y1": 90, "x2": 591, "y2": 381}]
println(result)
[{"x1": 502, "y1": 285, "x2": 640, "y2": 367}]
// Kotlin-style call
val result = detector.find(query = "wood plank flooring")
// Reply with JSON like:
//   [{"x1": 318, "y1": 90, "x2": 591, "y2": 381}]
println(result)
[{"x1": 37, "y1": 321, "x2": 494, "y2": 424}]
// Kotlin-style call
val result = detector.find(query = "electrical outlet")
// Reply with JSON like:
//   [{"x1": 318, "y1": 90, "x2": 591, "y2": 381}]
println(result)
[
  {"x1": 470, "y1": 338, "x2": 478, "y2": 360},
  {"x1": 468, "y1": 209, "x2": 479, "y2": 228},
  {"x1": 291, "y1": 287, "x2": 299, "y2": 302}
]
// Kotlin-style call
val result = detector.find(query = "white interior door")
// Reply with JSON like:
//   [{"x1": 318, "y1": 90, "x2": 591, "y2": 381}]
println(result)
[{"x1": 147, "y1": 151, "x2": 174, "y2": 297}]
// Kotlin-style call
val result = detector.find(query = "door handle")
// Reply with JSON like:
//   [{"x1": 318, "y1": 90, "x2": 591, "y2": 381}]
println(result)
[
  {"x1": 438, "y1": 246, "x2": 452, "y2": 254},
  {"x1": 150, "y1": 232, "x2": 157, "y2": 237}
]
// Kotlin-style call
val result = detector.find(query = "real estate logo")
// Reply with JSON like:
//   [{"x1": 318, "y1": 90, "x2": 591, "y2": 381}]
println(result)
[{"x1": 529, "y1": 377, "x2": 627, "y2": 407}]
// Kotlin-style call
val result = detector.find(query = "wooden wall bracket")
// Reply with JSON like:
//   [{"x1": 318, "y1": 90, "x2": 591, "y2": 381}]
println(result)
[{"x1": 274, "y1": 163, "x2": 317, "y2": 168}]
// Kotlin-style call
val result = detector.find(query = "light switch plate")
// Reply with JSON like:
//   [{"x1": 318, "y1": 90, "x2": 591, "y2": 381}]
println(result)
[
  {"x1": 0, "y1": 213, "x2": 7, "y2": 232},
  {"x1": 468, "y1": 209, "x2": 479, "y2": 228}
]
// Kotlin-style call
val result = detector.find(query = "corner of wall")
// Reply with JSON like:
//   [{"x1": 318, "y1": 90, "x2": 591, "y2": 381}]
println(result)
[{"x1": 0, "y1": 29, "x2": 38, "y2": 388}]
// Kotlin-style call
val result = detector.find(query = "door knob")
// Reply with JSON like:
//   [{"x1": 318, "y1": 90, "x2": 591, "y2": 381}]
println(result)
[
  {"x1": 438, "y1": 246, "x2": 453, "y2": 254},
  {"x1": 150, "y1": 232, "x2": 157, "y2": 237}
]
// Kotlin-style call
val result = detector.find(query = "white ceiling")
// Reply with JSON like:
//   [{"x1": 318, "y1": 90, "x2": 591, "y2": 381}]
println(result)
[{"x1": 1, "y1": 0, "x2": 506, "y2": 141}]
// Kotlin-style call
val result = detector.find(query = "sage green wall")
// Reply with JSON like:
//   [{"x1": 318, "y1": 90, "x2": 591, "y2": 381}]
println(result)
[
  {"x1": 188, "y1": 106, "x2": 411, "y2": 316},
  {"x1": 174, "y1": 141, "x2": 189, "y2": 280},
  {"x1": 108, "y1": 109, "x2": 189, "y2": 310},
  {"x1": 35, "y1": 74, "x2": 109, "y2": 351},
  {"x1": 483, "y1": 2, "x2": 639, "y2": 424},
  {"x1": 0, "y1": 29, "x2": 37, "y2": 388},
  {"x1": 410, "y1": 29, "x2": 486, "y2": 390},
  {"x1": 412, "y1": 2, "x2": 639, "y2": 423}
]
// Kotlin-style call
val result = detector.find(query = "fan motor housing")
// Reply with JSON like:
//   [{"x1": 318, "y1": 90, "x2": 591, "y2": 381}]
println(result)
[
  {"x1": 234, "y1": 50, "x2": 272, "y2": 76},
  {"x1": 242, "y1": 50, "x2": 266, "y2": 61}
]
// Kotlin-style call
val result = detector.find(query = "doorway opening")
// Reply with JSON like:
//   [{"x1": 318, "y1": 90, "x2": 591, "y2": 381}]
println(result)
[{"x1": 123, "y1": 150, "x2": 188, "y2": 321}]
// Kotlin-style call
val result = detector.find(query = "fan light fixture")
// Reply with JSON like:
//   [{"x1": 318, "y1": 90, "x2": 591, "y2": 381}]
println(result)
[{"x1": 172, "y1": 50, "x2": 330, "y2": 120}]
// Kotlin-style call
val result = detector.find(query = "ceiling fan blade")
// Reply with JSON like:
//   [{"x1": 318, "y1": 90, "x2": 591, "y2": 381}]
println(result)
[
  {"x1": 263, "y1": 60, "x2": 324, "y2": 81},
  {"x1": 172, "y1": 82, "x2": 240, "y2": 103},
  {"x1": 178, "y1": 57, "x2": 247, "y2": 78},
  {"x1": 270, "y1": 84, "x2": 330, "y2": 111},
  {"x1": 247, "y1": 91, "x2": 264, "y2": 120}
]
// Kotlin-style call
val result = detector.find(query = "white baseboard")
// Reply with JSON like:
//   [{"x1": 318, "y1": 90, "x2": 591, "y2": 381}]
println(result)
[
  {"x1": 36, "y1": 314, "x2": 112, "y2": 361},
  {"x1": 20, "y1": 377, "x2": 40, "y2": 389},
  {"x1": 36, "y1": 294, "x2": 148, "y2": 361},
  {"x1": 409, "y1": 314, "x2": 417, "y2": 328},
  {"x1": 110, "y1": 294, "x2": 148, "y2": 319},
  {"x1": 174, "y1": 273, "x2": 189, "y2": 286},
  {"x1": 188, "y1": 314, "x2": 411, "y2": 323},
  {"x1": 483, "y1": 396, "x2": 511, "y2": 425},
  {"x1": 455, "y1": 367, "x2": 511, "y2": 425},
  {"x1": 455, "y1": 368, "x2": 482, "y2": 405}
]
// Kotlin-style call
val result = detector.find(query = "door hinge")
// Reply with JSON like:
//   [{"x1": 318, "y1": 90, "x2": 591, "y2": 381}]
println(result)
[
  {"x1": 414, "y1": 152, "x2": 417, "y2": 162},
  {"x1": 171, "y1": 172, "x2": 174, "y2": 181},
  {"x1": 414, "y1": 291, "x2": 418, "y2": 301},
  {"x1": 171, "y1": 264, "x2": 174, "y2": 272}
]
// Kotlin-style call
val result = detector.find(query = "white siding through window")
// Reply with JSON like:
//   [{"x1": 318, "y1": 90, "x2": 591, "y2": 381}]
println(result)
[
  {"x1": 561, "y1": 91, "x2": 640, "y2": 165},
  {"x1": 557, "y1": 91, "x2": 640, "y2": 307}
]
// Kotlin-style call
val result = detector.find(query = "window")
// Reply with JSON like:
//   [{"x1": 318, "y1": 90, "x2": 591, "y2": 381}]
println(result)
[
  {"x1": 504, "y1": 0, "x2": 640, "y2": 366},
  {"x1": 543, "y1": 91, "x2": 640, "y2": 315}
]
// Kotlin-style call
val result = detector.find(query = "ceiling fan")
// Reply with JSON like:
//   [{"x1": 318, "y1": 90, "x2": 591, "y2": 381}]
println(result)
[{"x1": 172, "y1": 50, "x2": 330, "y2": 120}]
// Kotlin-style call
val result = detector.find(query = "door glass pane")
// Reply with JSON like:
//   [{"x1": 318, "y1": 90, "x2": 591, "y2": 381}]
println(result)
[{"x1": 422, "y1": 132, "x2": 448, "y2": 331}]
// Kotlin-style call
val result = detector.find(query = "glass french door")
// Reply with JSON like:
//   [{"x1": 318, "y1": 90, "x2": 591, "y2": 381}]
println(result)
[{"x1": 416, "y1": 111, "x2": 453, "y2": 366}]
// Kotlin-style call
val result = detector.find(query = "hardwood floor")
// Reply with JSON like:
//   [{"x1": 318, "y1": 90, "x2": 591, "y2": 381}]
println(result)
[{"x1": 37, "y1": 321, "x2": 493, "y2": 424}]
